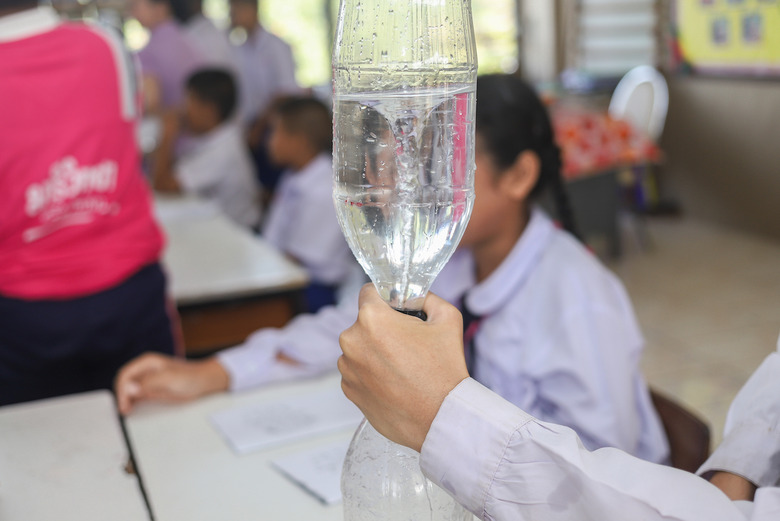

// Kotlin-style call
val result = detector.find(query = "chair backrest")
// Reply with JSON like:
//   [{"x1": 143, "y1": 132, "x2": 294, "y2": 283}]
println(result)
[
  {"x1": 608, "y1": 65, "x2": 669, "y2": 141},
  {"x1": 650, "y1": 389, "x2": 711, "y2": 473}
]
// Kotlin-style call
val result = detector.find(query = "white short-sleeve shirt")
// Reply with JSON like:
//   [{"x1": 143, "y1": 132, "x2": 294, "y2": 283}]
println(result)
[
  {"x1": 175, "y1": 123, "x2": 260, "y2": 229},
  {"x1": 232, "y1": 27, "x2": 300, "y2": 124},
  {"x1": 183, "y1": 15, "x2": 238, "y2": 74},
  {"x1": 262, "y1": 153, "x2": 356, "y2": 285}
]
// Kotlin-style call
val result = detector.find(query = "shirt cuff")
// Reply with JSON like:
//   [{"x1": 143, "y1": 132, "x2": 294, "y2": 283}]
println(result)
[
  {"x1": 698, "y1": 420, "x2": 780, "y2": 487},
  {"x1": 217, "y1": 328, "x2": 331, "y2": 392},
  {"x1": 419, "y1": 378, "x2": 534, "y2": 517},
  {"x1": 216, "y1": 329, "x2": 280, "y2": 392}
]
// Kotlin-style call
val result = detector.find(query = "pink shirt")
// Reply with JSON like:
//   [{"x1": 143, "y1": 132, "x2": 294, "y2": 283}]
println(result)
[{"x1": 0, "y1": 8, "x2": 164, "y2": 300}]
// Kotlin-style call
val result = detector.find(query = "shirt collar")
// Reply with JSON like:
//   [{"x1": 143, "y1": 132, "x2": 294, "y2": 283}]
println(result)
[
  {"x1": 148, "y1": 19, "x2": 177, "y2": 40},
  {"x1": 0, "y1": 6, "x2": 61, "y2": 43},
  {"x1": 288, "y1": 152, "x2": 331, "y2": 179},
  {"x1": 464, "y1": 207, "x2": 556, "y2": 317}
]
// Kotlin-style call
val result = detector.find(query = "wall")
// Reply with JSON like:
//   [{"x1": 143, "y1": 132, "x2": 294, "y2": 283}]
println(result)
[
  {"x1": 659, "y1": 76, "x2": 780, "y2": 241},
  {"x1": 521, "y1": 0, "x2": 558, "y2": 82}
]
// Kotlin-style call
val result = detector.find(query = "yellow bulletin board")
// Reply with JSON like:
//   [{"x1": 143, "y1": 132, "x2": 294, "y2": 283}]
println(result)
[{"x1": 673, "y1": 0, "x2": 780, "y2": 76}]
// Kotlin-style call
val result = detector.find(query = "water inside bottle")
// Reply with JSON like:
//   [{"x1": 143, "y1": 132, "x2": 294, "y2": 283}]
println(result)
[{"x1": 333, "y1": 85, "x2": 475, "y2": 311}]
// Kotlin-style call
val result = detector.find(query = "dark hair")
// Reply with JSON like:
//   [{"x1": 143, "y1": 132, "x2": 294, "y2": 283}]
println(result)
[
  {"x1": 186, "y1": 69, "x2": 237, "y2": 122},
  {"x1": 273, "y1": 96, "x2": 333, "y2": 154},
  {"x1": 0, "y1": 0, "x2": 38, "y2": 10},
  {"x1": 475, "y1": 74, "x2": 579, "y2": 240},
  {"x1": 228, "y1": 0, "x2": 258, "y2": 7},
  {"x1": 151, "y1": 0, "x2": 192, "y2": 24}
]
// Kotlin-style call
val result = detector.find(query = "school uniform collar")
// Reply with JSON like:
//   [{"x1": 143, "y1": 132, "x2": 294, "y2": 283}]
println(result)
[
  {"x1": 464, "y1": 207, "x2": 555, "y2": 317},
  {"x1": 288, "y1": 152, "x2": 331, "y2": 180},
  {"x1": 246, "y1": 24, "x2": 269, "y2": 46},
  {"x1": 148, "y1": 19, "x2": 179, "y2": 41},
  {"x1": 0, "y1": 6, "x2": 60, "y2": 43},
  {"x1": 202, "y1": 122, "x2": 242, "y2": 144}
]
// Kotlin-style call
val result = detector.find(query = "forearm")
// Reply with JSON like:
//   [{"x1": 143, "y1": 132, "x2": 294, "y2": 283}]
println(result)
[
  {"x1": 194, "y1": 357, "x2": 231, "y2": 395},
  {"x1": 217, "y1": 303, "x2": 354, "y2": 391},
  {"x1": 709, "y1": 472, "x2": 757, "y2": 502},
  {"x1": 697, "y1": 350, "x2": 780, "y2": 488},
  {"x1": 151, "y1": 135, "x2": 181, "y2": 193},
  {"x1": 421, "y1": 379, "x2": 746, "y2": 521}
]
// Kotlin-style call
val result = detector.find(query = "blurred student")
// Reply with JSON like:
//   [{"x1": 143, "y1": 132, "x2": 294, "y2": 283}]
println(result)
[
  {"x1": 114, "y1": 75, "x2": 667, "y2": 464},
  {"x1": 0, "y1": 1, "x2": 176, "y2": 405},
  {"x1": 228, "y1": 0, "x2": 301, "y2": 192},
  {"x1": 116, "y1": 75, "x2": 666, "y2": 463},
  {"x1": 228, "y1": 0, "x2": 299, "y2": 127},
  {"x1": 339, "y1": 287, "x2": 780, "y2": 521},
  {"x1": 179, "y1": 0, "x2": 237, "y2": 73},
  {"x1": 152, "y1": 68, "x2": 261, "y2": 230},
  {"x1": 130, "y1": 0, "x2": 205, "y2": 110},
  {"x1": 261, "y1": 96, "x2": 359, "y2": 312}
]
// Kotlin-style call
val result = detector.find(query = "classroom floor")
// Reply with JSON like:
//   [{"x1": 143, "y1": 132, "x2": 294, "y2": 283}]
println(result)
[{"x1": 605, "y1": 216, "x2": 780, "y2": 446}]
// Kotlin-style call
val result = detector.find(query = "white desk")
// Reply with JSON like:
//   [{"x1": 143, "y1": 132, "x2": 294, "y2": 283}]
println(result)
[
  {"x1": 125, "y1": 372, "x2": 351, "y2": 521},
  {"x1": 0, "y1": 391, "x2": 150, "y2": 521},
  {"x1": 154, "y1": 195, "x2": 310, "y2": 353},
  {"x1": 154, "y1": 195, "x2": 309, "y2": 306}
]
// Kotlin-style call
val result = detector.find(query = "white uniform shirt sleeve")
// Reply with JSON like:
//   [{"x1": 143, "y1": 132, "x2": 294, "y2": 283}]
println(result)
[
  {"x1": 264, "y1": 156, "x2": 353, "y2": 285},
  {"x1": 216, "y1": 291, "x2": 358, "y2": 391},
  {"x1": 421, "y1": 378, "x2": 780, "y2": 521},
  {"x1": 283, "y1": 178, "x2": 351, "y2": 284},
  {"x1": 698, "y1": 338, "x2": 780, "y2": 488}
]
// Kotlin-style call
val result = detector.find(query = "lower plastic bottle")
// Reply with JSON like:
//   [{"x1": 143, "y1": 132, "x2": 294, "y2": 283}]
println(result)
[{"x1": 342, "y1": 418, "x2": 473, "y2": 521}]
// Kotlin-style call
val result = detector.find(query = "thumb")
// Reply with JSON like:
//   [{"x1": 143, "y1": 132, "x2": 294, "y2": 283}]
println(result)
[
  {"x1": 117, "y1": 379, "x2": 143, "y2": 416},
  {"x1": 422, "y1": 291, "x2": 462, "y2": 326}
]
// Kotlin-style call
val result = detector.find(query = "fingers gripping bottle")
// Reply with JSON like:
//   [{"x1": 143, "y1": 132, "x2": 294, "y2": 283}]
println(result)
[{"x1": 332, "y1": 0, "x2": 477, "y2": 519}]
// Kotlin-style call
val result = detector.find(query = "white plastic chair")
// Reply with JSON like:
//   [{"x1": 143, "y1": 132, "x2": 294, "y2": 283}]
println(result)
[
  {"x1": 608, "y1": 65, "x2": 669, "y2": 140},
  {"x1": 608, "y1": 66, "x2": 670, "y2": 252}
]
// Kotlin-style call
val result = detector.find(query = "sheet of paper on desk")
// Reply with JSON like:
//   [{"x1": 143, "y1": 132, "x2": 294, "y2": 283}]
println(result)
[
  {"x1": 271, "y1": 439, "x2": 350, "y2": 505},
  {"x1": 210, "y1": 388, "x2": 362, "y2": 454}
]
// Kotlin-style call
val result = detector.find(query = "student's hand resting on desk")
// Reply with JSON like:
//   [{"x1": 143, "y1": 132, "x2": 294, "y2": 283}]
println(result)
[
  {"x1": 114, "y1": 354, "x2": 229, "y2": 415},
  {"x1": 338, "y1": 285, "x2": 469, "y2": 453}
]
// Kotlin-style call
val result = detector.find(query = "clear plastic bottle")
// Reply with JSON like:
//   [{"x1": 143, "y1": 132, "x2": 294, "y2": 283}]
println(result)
[
  {"x1": 332, "y1": 0, "x2": 477, "y2": 519},
  {"x1": 341, "y1": 420, "x2": 472, "y2": 521}
]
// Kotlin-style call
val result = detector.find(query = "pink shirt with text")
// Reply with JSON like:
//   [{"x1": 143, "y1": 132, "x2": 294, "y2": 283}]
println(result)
[{"x1": 0, "y1": 19, "x2": 163, "y2": 299}]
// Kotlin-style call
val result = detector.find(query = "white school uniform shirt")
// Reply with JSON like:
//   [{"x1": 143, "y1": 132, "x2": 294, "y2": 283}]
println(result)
[
  {"x1": 183, "y1": 15, "x2": 238, "y2": 73},
  {"x1": 175, "y1": 123, "x2": 261, "y2": 229},
  {"x1": 433, "y1": 207, "x2": 668, "y2": 463},
  {"x1": 232, "y1": 26, "x2": 300, "y2": 125},
  {"x1": 262, "y1": 153, "x2": 356, "y2": 286},
  {"x1": 421, "y1": 340, "x2": 780, "y2": 521},
  {"x1": 219, "y1": 208, "x2": 667, "y2": 462}
]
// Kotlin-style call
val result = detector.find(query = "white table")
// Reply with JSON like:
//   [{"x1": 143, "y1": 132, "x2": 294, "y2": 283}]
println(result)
[
  {"x1": 153, "y1": 195, "x2": 310, "y2": 353},
  {"x1": 154, "y1": 195, "x2": 309, "y2": 306},
  {"x1": 0, "y1": 391, "x2": 150, "y2": 521},
  {"x1": 125, "y1": 372, "x2": 351, "y2": 521}
]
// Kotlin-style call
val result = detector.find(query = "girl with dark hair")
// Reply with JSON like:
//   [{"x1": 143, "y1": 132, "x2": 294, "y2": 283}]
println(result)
[
  {"x1": 426, "y1": 73, "x2": 669, "y2": 463},
  {"x1": 116, "y1": 75, "x2": 668, "y2": 466},
  {"x1": 474, "y1": 74, "x2": 578, "y2": 239}
]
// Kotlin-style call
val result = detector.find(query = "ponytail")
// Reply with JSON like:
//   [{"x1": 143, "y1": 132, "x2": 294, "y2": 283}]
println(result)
[
  {"x1": 475, "y1": 74, "x2": 580, "y2": 241},
  {"x1": 535, "y1": 135, "x2": 580, "y2": 241}
]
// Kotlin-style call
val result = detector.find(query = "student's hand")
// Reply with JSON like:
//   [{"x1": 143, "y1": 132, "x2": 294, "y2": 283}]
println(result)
[
  {"x1": 114, "y1": 353, "x2": 230, "y2": 415},
  {"x1": 160, "y1": 110, "x2": 181, "y2": 143},
  {"x1": 142, "y1": 75, "x2": 162, "y2": 114},
  {"x1": 338, "y1": 285, "x2": 469, "y2": 453}
]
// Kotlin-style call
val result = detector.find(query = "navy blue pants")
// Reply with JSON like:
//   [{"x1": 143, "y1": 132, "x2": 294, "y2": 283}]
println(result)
[
  {"x1": 0, "y1": 263, "x2": 176, "y2": 406},
  {"x1": 303, "y1": 282, "x2": 338, "y2": 314}
]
